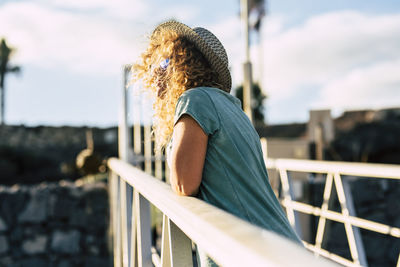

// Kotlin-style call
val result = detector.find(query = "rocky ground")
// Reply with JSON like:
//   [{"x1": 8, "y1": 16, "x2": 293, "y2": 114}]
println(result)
[{"x1": 0, "y1": 180, "x2": 110, "y2": 267}]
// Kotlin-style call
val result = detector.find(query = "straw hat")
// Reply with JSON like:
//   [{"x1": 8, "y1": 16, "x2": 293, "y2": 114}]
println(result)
[{"x1": 152, "y1": 20, "x2": 232, "y2": 92}]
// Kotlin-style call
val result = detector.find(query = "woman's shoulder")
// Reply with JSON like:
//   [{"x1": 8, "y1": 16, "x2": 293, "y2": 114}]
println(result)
[
  {"x1": 180, "y1": 86, "x2": 229, "y2": 100},
  {"x1": 180, "y1": 87, "x2": 241, "y2": 112},
  {"x1": 184, "y1": 86, "x2": 241, "y2": 108},
  {"x1": 174, "y1": 87, "x2": 221, "y2": 135},
  {"x1": 183, "y1": 86, "x2": 217, "y2": 94},
  {"x1": 178, "y1": 87, "x2": 215, "y2": 102},
  {"x1": 176, "y1": 88, "x2": 215, "y2": 112}
]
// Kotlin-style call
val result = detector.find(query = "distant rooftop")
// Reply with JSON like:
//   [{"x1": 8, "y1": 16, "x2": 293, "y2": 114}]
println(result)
[{"x1": 256, "y1": 107, "x2": 400, "y2": 139}]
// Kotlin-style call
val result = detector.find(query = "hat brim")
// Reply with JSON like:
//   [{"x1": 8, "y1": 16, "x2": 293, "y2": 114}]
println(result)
[{"x1": 152, "y1": 20, "x2": 232, "y2": 92}]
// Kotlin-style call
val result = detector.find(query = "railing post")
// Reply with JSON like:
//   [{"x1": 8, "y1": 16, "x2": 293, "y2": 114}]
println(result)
[
  {"x1": 144, "y1": 125, "x2": 152, "y2": 174},
  {"x1": 261, "y1": 138, "x2": 280, "y2": 195},
  {"x1": 315, "y1": 173, "x2": 333, "y2": 251},
  {"x1": 161, "y1": 214, "x2": 193, "y2": 267},
  {"x1": 120, "y1": 179, "x2": 129, "y2": 266},
  {"x1": 135, "y1": 191, "x2": 152, "y2": 267},
  {"x1": 129, "y1": 187, "x2": 138, "y2": 267},
  {"x1": 161, "y1": 215, "x2": 172, "y2": 267},
  {"x1": 279, "y1": 169, "x2": 296, "y2": 227},
  {"x1": 169, "y1": 219, "x2": 193, "y2": 266},
  {"x1": 334, "y1": 173, "x2": 362, "y2": 266},
  {"x1": 113, "y1": 174, "x2": 122, "y2": 267},
  {"x1": 119, "y1": 64, "x2": 133, "y2": 163},
  {"x1": 155, "y1": 152, "x2": 163, "y2": 180},
  {"x1": 165, "y1": 159, "x2": 171, "y2": 184},
  {"x1": 287, "y1": 172, "x2": 303, "y2": 238},
  {"x1": 109, "y1": 172, "x2": 120, "y2": 267},
  {"x1": 342, "y1": 177, "x2": 368, "y2": 267}
]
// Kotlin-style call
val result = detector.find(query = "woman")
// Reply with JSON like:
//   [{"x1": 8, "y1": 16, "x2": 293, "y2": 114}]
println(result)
[{"x1": 132, "y1": 20, "x2": 302, "y2": 266}]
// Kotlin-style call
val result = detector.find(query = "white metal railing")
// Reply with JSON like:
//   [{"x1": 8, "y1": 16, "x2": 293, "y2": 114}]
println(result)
[
  {"x1": 108, "y1": 158, "x2": 339, "y2": 267},
  {"x1": 264, "y1": 157, "x2": 400, "y2": 267},
  {"x1": 119, "y1": 66, "x2": 399, "y2": 267}
]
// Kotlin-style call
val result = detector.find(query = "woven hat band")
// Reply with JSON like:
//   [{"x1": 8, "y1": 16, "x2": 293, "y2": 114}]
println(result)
[{"x1": 193, "y1": 27, "x2": 229, "y2": 65}]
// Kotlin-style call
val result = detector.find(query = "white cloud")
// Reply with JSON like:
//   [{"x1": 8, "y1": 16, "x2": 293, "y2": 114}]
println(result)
[
  {"x1": 209, "y1": 11, "x2": 400, "y2": 122},
  {"x1": 161, "y1": 5, "x2": 201, "y2": 23},
  {"x1": 261, "y1": 11, "x2": 400, "y2": 100},
  {"x1": 248, "y1": 10, "x2": 400, "y2": 122},
  {"x1": 204, "y1": 15, "x2": 288, "y2": 91},
  {"x1": 2, "y1": 1, "x2": 399, "y2": 125},
  {"x1": 0, "y1": 2, "x2": 151, "y2": 75},
  {"x1": 45, "y1": 0, "x2": 149, "y2": 20},
  {"x1": 206, "y1": 15, "x2": 286, "y2": 90},
  {"x1": 0, "y1": 1, "x2": 208, "y2": 77},
  {"x1": 312, "y1": 59, "x2": 400, "y2": 110}
]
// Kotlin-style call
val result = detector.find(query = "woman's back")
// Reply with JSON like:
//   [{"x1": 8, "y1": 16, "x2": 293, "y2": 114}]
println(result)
[{"x1": 174, "y1": 86, "x2": 302, "y2": 243}]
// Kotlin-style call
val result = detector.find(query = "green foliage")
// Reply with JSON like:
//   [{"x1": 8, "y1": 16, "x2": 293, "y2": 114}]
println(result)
[
  {"x1": 234, "y1": 83, "x2": 267, "y2": 126},
  {"x1": 0, "y1": 38, "x2": 21, "y2": 125},
  {"x1": 0, "y1": 38, "x2": 20, "y2": 86}
]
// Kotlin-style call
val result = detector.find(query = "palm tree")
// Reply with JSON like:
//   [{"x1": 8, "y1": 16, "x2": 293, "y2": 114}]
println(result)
[
  {"x1": 0, "y1": 38, "x2": 21, "y2": 125},
  {"x1": 249, "y1": 0, "x2": 266, "y2": 32}
]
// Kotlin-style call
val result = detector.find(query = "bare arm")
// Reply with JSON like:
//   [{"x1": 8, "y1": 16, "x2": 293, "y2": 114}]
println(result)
[{"x1": 170, "y1": 114, "x2": 208, "y2": 196}]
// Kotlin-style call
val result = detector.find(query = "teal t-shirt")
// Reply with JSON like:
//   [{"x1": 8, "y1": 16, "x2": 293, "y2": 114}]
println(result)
[{"x1": 174, "y1": 87, "x2": 302, "y2": 265}]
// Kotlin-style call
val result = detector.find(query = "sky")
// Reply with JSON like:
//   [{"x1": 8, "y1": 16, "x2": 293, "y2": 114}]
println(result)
[{"x1": 1, "y1": 0, "x2": 400, "y2": 127}]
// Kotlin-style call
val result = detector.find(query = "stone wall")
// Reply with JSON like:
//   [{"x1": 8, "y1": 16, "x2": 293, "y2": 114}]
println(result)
[
  {"x1": 0, "y1": 125, "x2": 118, "y2": 185},
  {"x1": 0, "y1": 180, "x2": 110, "y2": 267}
]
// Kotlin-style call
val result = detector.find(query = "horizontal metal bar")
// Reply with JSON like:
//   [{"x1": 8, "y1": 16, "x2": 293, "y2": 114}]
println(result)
[
  {"x1": 303, "y1": 242, "x2": 361, "y2": 267},
  {"x1": 282, "y1": 200, "x2": 400, "y2": 238},
  {"x1": 133, "y1": 154, "x2": 166, "y2": 162},
  {"x1": 108, "y1": 158, "x2": 339, "y2": 267},
  {"x1": 266, "y1": 158, "x2": 400, "y2": 179}
]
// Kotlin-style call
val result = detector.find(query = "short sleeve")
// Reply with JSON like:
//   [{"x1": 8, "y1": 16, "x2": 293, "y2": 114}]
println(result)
[{"x1": 174, "y1": 88, "x2": 220, "y2": 135}]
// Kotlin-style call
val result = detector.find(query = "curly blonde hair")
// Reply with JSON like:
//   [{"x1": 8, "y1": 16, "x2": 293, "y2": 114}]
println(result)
[{"x1": 131, "y1": 28, "x2": 223, "y2": 151}]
